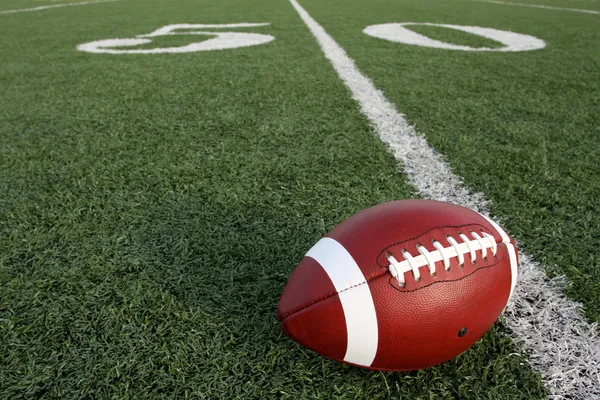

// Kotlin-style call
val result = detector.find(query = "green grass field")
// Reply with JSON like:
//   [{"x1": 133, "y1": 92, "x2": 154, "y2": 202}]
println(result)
[
  {"x1": 476, "y1": 0, "x2": 600, "y2": 12},
  {"x1": 1, "y1": 0, "x2": 598, "y2": 398}
]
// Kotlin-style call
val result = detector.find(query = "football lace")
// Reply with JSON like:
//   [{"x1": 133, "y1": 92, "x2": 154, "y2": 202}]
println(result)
[{"x1": 386, "y1": 231, "x2": 498, "y2": 287}]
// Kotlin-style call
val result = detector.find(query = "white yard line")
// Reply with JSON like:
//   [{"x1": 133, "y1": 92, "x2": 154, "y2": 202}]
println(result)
[
  {"x1": 0, "y1": 0, "x2": 116, "y2": 15},
  {"x1": 288, "y1": 0, "x2": 600, "y2": 398},
  {"x1": 472, "y1": 0, "x2": 600, "y2": 15}
]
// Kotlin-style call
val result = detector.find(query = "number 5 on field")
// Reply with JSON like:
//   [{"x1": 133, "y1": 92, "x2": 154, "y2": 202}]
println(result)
[{"x1": 77, "y1": 23, "x2": 275, "y2": 54}]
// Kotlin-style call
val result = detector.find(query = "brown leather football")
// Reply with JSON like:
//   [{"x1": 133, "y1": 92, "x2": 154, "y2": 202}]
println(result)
[{"x1": 278, "y1": 200, "x2": 518, "y2": 371}]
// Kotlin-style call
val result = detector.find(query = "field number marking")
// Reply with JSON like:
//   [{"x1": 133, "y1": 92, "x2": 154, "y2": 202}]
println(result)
[
  {"x1": 0, "y1": 0, "x2": 116, "y2": 15},
  {"x1": 473, "y1": 0, "x2": 600, "y2": 15},
  {"x1": 77, "y1": 23, "x2": 274, "y2": 54},
  {"x1": 363, "y1": 23, "x2": 545, "y2": 52}
]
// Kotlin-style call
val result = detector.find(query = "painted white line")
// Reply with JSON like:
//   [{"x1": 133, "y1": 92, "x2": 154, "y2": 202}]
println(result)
[
  {"x1": 473, "y1": 0, "x2": 600, "y2": 15},
  {"x1": 0, "y1": 0, "x2": 116, "y2": 15},
  {"x1": 288, "y1": 0, "x2": 600, "y2": 398}
]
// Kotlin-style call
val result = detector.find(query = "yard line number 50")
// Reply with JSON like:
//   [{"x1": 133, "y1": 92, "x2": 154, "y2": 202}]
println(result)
[{"x1": 76, "y1": 22, "x2": 545, "y2": 54}]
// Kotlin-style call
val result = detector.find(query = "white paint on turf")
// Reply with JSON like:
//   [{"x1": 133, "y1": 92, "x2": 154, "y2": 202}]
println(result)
[
  {"x1": 140, "y1": 23, "x2": 272, "y2": 36},
  {"x1": 288, "y1": 0, "x2": 600, "y2": 398},
  {"x1": 363, "y1": 23, "x2": 545, "y2": 52},
  {"x1": 77, "y1": 23, "x2": 274, "y2": 54},
  {"x1": 0, "y1": 0, "x2": 116, "y2": 15},
  {"x1": 473, "y1": 0, "x2": 600, "y2": 15}
]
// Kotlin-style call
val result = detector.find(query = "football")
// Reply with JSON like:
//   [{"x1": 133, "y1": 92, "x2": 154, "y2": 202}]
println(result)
[{"x1": 277, "y1": 200, "x2": 519, "y2": 371}]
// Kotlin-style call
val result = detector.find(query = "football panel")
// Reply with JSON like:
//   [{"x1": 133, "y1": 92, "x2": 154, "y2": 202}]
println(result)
[
  {"x1": 278, "y1": 256, "x2": 338, "y2": 320},
  {"x1": 368, "y1": 253, "x2": 512, "y2": 370}
]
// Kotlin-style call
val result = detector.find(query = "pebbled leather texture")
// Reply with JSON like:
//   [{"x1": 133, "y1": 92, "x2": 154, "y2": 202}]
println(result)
[{"x1": 277, "y1": 199, "x2": 516, "y2": 371}]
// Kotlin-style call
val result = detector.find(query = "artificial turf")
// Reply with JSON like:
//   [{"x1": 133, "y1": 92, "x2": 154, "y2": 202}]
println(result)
[
  {"x1": 1, "y1": 0, "x2": 589, "y2": 398},
  {"x1": 303, "y1": 0, "x2": 600, "y2": 324},
  {"x1": 0, "y1": 0, "x2": 114, "y2": 12},
  {"x1": 475, "y1": 0, "x2": 600, "y2": 13}
]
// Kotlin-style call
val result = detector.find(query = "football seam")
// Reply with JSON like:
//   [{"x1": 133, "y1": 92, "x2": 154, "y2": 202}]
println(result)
[
  {"x1": 278, "y1": 270, "x2": 388, "y2": 321},
  {"x1": 278, "y1": 258, "x2": 504, "y2": 321}
]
